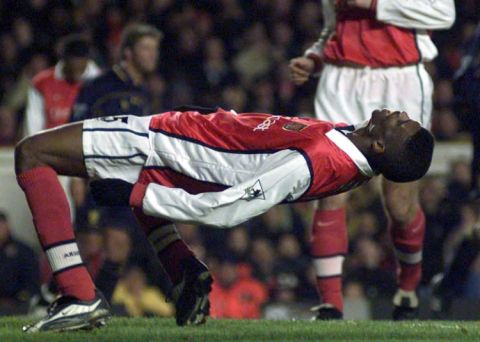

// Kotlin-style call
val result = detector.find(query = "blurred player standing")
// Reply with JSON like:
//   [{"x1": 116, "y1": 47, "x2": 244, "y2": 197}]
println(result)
[
  {"x1": 290, "y1": 0, "x2": 455, "y2": 320},
  {"x1": 23, "y1": 34, "x2": 100, "y2": 136},
  {"x1": 70, "y1": 23, "x2": 161, "y2": 121}
]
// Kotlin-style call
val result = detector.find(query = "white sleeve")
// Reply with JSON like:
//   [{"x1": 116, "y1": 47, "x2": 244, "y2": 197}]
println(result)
[
  {"x1": 23, "y1": 86, "x2": 46, "y2": 137},
  {"x1": 376, "y1": 0, "x2": 455, "y2": 30},
  {"x1": 304, "y1": 0, "x2": 336, "y2": 58},
  {"x1": 137, "y1": 151, "x2": 311, "y2": 228}
]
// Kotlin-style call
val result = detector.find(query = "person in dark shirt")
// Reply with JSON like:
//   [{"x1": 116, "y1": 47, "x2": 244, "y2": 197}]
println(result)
[
  {"x1": 69, "y1": 23, "x2": 167, "y2": 313},
  {"x1": 0, "y1": 210, "x2": 39, "y2": 314},
  {"x1": 71, "y1": 23, "x2": 162, "y2": 120}
]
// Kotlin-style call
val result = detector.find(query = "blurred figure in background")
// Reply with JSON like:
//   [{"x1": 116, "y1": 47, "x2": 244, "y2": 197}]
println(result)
[
  {"x1": 0, "y1": 210, "x2": 39, "y2": 315},
  {"x1": 455, "y1": 22, "x2": 480, "y2": 196},
  {"x1": 210, "y1": 259, "x2": 267, "y2": 319},
  {"x1": 23, "y1": 34, "x2": 100, "y2": 137},
  {"x1": 71, "y1": 23, "x2": 161, "y2": 121},
  {"x1": 111, "y1": 266, "x2": 174, "y2": 317}
]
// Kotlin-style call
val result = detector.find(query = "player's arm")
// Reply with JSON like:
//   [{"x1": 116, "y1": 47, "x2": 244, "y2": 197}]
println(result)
[
  {"x1": 23, "y1": 86, "x2": 46, "y2": 137},
  {"x1": 92, "y1": 151, "x2": 311, "y2": 228},
  {"x1": 289, "y1": 0, "x2": 336, "y2": 85},
  {"x1": 350, "y1": 0, "x2": 455, "y2": 30},
  {"x1": 131, "y1": 151, "x2": 311, "y2": 227}
]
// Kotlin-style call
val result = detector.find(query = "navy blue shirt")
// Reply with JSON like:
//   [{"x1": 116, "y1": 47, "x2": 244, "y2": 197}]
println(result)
[{"x1": 71, "y1": 65, "x2": 151, "y2": 121}]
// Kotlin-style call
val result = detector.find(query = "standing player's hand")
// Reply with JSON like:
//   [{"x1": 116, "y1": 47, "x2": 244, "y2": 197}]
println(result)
[
  {"x1": 345, "y1": 0, "x2": 372, "y2": 9},
  {"x1": 289, "y1": 57, "x2": 315, "y2": 85}
]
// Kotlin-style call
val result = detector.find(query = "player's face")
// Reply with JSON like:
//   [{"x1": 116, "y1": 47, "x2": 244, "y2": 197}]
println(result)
[
  {"x1": 367, "y1": 109, "x2": 421, "y2": 143},
  {"x1": 63, "y1": 56, "x2": 88, "y2": 82},
  {"x1": 131, "y1": 36, "x2": 159, "y2": 74}
]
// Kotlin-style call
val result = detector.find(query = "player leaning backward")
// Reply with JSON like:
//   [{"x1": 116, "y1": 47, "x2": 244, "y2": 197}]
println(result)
[
  {"x1": 15, "y1": 107, "x2": 433, "y2": 332},
  {"x1": 289, "y1": 0, "x2": 455, "y2": 320}
]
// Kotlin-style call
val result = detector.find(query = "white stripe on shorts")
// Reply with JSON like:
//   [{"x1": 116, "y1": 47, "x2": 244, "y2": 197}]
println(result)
[{"x1": 82, "y1": 115, "x2": 151, "y2": 183}]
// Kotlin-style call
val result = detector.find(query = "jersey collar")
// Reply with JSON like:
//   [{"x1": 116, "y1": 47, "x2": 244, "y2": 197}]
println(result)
[
  {"x1": 54, "y1": 60, "x2": 100, "y2": 81},
  {"x1": 325, "y1": 128, "x2": 376, "y2": 177}
]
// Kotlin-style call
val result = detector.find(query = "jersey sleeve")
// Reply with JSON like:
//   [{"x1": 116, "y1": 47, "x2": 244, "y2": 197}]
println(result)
[
  {"x1": 304, "y1": 0, "x2": 336, "y2": 73},
  {"x1": 23, "y1": 86, "x2": 46, "y2": 137},
  {"x1": 375, "y1": 0, "x2": 455, "y2": 30},
  {"x1": 129, "y1": 151, "x2": 311, "y2": 228}
]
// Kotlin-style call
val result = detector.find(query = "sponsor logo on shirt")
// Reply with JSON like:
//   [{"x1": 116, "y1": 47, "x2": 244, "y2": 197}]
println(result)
[
  {"x1": 253, "y1": 116, "x2": 281, "y2": 131},
  {"x1": 241, "y1": 180, "x2": 265, "y2": 200}
]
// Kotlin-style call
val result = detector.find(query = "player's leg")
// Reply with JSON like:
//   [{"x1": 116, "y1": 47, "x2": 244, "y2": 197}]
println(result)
[
  {"x1": 310, "y1": 194, "x2": 349, "y2": 320},
  {"x1": 380, "y1": 63, "x2": 433, "y2": 320},
  {"x1": 311, "y1": 65, "x2": 365, "y2": 320},
  {"x1": 382, "y1": 179, "x2": 425, "y2": 320},
  {"x1": 133, "y1": 208, "x2": 212, "y2": 326},
  {"x1": 15, "y1": 123, "x2": 110, "y2": 332}
]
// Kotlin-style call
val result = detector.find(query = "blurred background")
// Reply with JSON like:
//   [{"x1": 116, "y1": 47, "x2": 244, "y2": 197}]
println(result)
[{"x1": 0, "y1": 0, "x2": 479, "y2": 320}]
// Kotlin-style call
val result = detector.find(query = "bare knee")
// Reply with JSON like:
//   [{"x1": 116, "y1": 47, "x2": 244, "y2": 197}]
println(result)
[
  {"x1": 15, "y1": 136, "x2": 44, "y2": 174},
  {"x1": 383, "y1": 184, "x2": 419, "y2": 225}
]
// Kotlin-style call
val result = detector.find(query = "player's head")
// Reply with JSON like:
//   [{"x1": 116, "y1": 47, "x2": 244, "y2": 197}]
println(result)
[
  {"x1": 120, "y1": 23, "x2": 162, "y2": 75},
  {"x1": 61, "y1": 34, "x2": 90, "y2": 82},
  {"x1": 361, "y1": 109, "x2": 434, "y2": 182}
]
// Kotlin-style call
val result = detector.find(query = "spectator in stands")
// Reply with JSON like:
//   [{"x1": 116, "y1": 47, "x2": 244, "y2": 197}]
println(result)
[
  {"x1": 111, "y1": 265, "x2": 174, "y2": 317},
  {"x1": 346, "y1": 237, "x2": 396, "y2": 300},
  {"x1": 0, "y1": 210, "x2": 39, "y2": 314},
  {"x1": 210, "y1": 259, "x2": 267, "y2": 319}
]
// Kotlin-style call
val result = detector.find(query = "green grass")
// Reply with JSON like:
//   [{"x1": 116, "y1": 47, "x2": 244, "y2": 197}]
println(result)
[{"x1": 0, "y1": 317, "x2": 479, "y2": 341}]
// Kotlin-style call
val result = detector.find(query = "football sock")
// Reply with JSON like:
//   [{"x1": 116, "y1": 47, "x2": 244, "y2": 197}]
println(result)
[
  {"x1": 311, "y1": 207, "x2": 348, "y2": 311},
  {"x1": 17, "y1": 167, "x2": 95, "y2": 301},
  {"x1": 390, "y1": 208, "x2": 425, "y2": 292},
  {"x1": 133, "y1": 208, "x2": 195, "y2": 285}
]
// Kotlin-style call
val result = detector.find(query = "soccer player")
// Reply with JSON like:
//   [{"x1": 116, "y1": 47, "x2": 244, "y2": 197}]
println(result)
[
  {"x1": 289, "y1": 0, "x2": 455, "y2": 319},
  {"x1": 24, "y1": 34, "x2": 100, "y2": 136},
  {"x1": 15, "y1": 108, "x2": 433, "y2": 332}
]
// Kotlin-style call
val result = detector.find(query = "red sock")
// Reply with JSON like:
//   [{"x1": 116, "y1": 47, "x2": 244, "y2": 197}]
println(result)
[
  {"x1": 310, "y1": 208, "x2": 348, "y2": 311},
  {"x1": 17, "y1": 167, "x2": 95, "y2": 301},
  {"x1": 133, "y1": 208, "x2": 195, "y2": 285},
  {"x1": 390, "y1": 208, "x2": 425, "y2": 291}
]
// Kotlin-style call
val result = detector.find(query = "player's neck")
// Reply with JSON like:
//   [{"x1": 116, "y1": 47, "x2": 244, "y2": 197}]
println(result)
[{"x1": 346, "y1": 132, "x2": 369, "y2": 156}]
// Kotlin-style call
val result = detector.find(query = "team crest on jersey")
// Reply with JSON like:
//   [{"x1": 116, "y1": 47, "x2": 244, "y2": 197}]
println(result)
[
  {"x1": 241, "y1": 180, "x2": 265, "y2": 201},
  {"x1": 283, "y1": 122, "x2": 307, "y2": 132}
]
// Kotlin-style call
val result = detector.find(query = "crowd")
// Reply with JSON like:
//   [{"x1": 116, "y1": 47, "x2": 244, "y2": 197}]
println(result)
[{"x1": 0, "y1": 0, "x2": 479, "y2": 319}]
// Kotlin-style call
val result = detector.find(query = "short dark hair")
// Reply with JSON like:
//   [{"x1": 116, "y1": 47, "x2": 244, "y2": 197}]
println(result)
[
  {"x1": 380, "y1": 128, "x2": 434, "y2": 182},
  {"x1": 120, "y1": 23, "x2": 162, "y2": 56},
  {"x1": 62, "y1": 34, "x2": 90, "y2": 58}
]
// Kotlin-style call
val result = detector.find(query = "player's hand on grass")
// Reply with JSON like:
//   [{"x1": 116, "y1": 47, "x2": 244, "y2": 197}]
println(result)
[
  {"x1": 90, "y1": 178, "x2": 133, "y2": 206},
  {"x1": 289, "y1": 57, "x2": 315, "y2": 85}
]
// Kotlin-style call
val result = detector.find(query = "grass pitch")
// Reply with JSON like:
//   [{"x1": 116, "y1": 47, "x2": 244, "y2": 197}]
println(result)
[{"x1": 0, "y1": 317, "x2": 479, "y2": 341}]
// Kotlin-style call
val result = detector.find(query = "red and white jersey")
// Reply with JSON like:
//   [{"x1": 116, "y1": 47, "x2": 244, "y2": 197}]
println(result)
[
  {"x1": 24, "y1": 60, "x2": 100, "y2": 136},
  {"x1": 126, "y1": 110, "x2": 375, "y2": 227},
  {"x1": 305, "y1": 0, "x2": 455, "y2": 68}
]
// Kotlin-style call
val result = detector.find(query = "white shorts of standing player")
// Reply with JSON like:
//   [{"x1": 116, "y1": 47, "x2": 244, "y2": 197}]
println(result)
[{"x1": 315, "y1": 63, "x2": 433, "y2": 129}]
